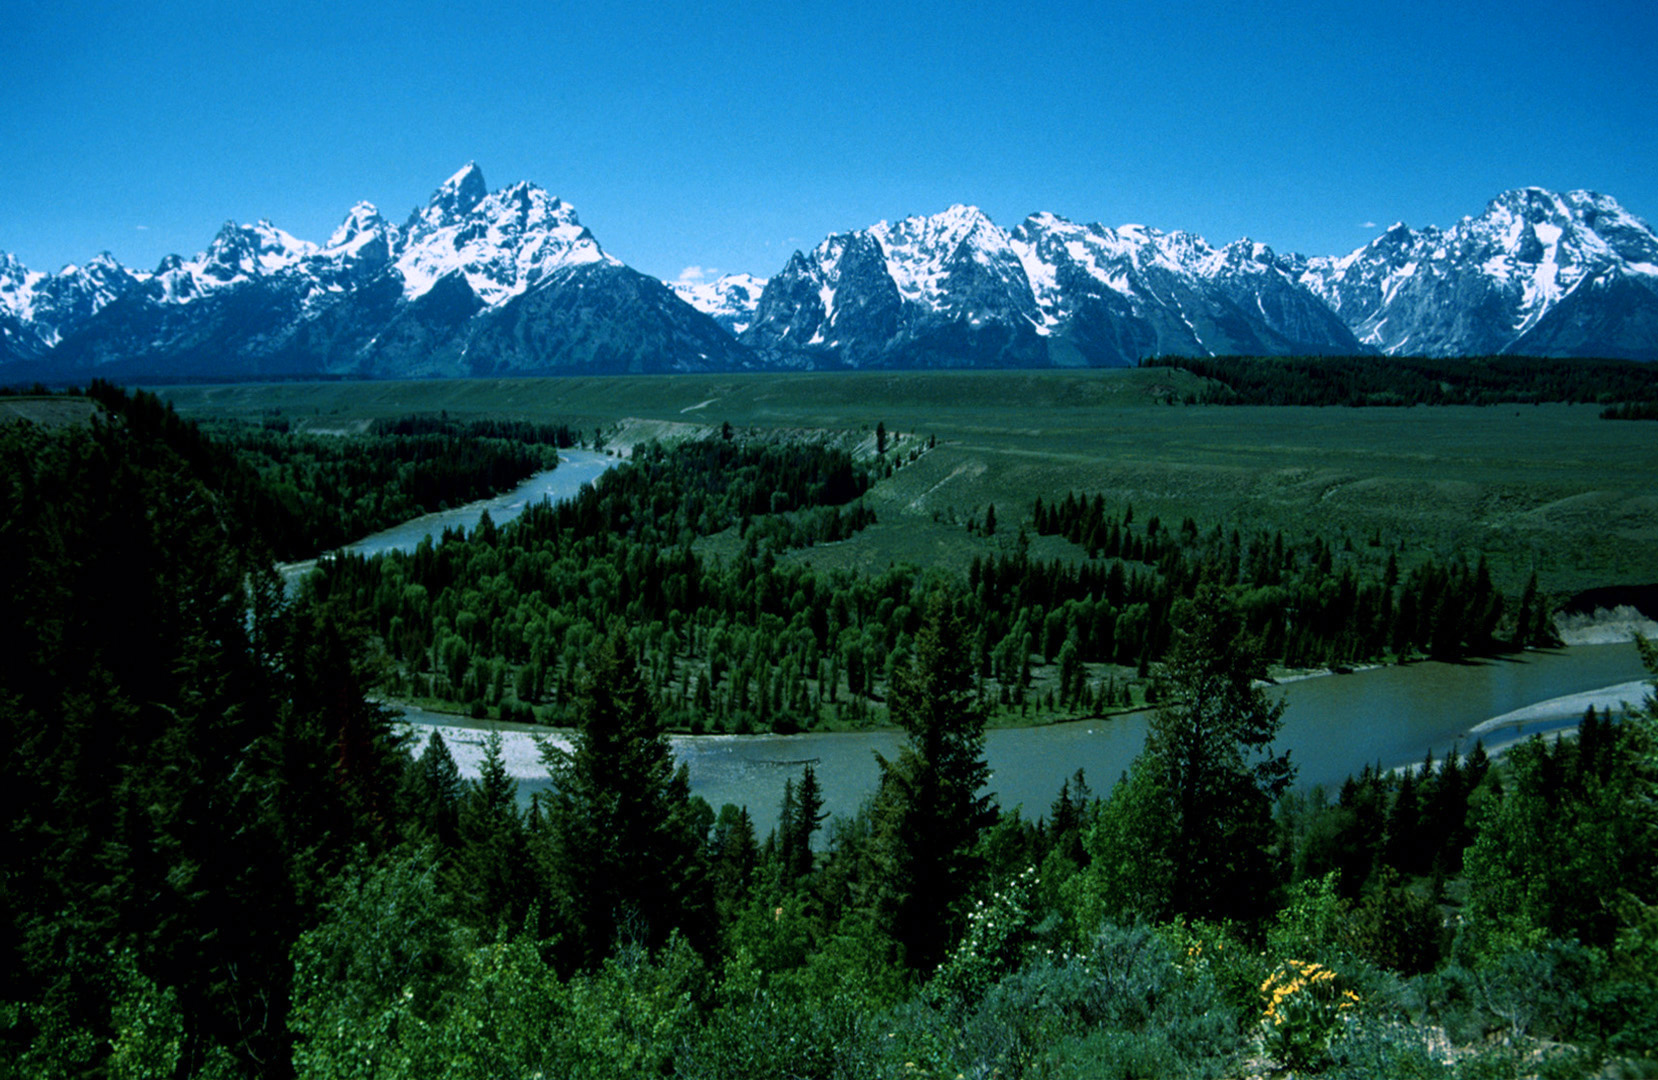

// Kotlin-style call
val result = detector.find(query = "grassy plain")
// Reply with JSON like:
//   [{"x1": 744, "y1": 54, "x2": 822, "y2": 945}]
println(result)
[{"x1": 160, "y1": 368, "x2": 1658, "y2": 598}]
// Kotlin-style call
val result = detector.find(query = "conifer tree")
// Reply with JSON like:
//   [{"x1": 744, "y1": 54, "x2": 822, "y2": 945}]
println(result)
[
  {"x1": 779, "y1": 765, "x2": 828, "y2": 882},
  {"x1": 1080, "y1": 586, "x2": 1292, "y2": 924},
  {"x1": 411, "y1": 728, "x2": 462, "y2": 850},
  {"x1": 708, "y1": 804, "x2": 758, "y2": 928},
  {"x1": 870, "y1": 593, "x2": 995, "y2": 970},
  {"x1": 541, "y1": 629, "x2": 712, "y2": 969},
  {"x1": 456, "y1": 730, "x2": 534, "y2": 932}
]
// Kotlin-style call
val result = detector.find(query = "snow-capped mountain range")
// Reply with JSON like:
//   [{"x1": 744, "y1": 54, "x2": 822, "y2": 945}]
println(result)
[
  {"x1": 3, "y1": 170, "x2": 1654, "y2": 381},
  {"x1": 1, "y1": 164, "x2": 745, "y2": 379},
  {"x1": 737, "y1": 205, "x2": 1366, "y2": 369},
  {"x1": 1294, "y1": 188, "x2": 1658, "y2": 360}
]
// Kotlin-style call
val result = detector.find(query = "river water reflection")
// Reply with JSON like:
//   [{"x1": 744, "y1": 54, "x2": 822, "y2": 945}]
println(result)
[
  {"x1": 341, "y1": 448, "x2": 615, "y2": 558},
  {"x1": 404, "y1": 641, "x2": 1650, "y2": 836},
  {"x1": 342, "y1": 450, "x2": 1651, "y2": 833}
]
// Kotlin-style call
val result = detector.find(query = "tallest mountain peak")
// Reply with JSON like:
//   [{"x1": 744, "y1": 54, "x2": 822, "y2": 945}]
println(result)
[
  {"x1": 441, "y1": 161, "x2": 486, "y2": 193},
  {"x1": 423, "y1": 162, "x2": 488, "y2": 223}
]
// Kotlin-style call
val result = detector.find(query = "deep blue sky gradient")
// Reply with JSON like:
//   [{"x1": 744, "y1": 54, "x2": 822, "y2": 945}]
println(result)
[{"x1": 4, "y1": 0, "x2": 1653, "y2": 283}]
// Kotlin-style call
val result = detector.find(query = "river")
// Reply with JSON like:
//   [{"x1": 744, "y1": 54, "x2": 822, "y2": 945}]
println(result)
[
  {"x1": 398, "y1": 640, "x2": 1651, "y2": 836},
  {"x1": 279, "y1": 449, "x2": 615, "y2": 587},
  {"x1": 313, "y1": 451, "x2": 1651, "y2": 834},
  {"x1": 337, "y1": 448, "x2": 614, "y2": 558}
]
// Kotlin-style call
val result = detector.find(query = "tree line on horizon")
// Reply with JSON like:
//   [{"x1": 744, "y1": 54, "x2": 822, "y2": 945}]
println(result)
[{"x1": 1142, "y1": 353, "x2": 1658, "y2": 408}]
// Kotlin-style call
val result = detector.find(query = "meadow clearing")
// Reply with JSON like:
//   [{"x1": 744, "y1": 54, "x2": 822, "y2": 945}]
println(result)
[{"x1": 161, "y1": 368, "x2": 1658, "y2": 598}]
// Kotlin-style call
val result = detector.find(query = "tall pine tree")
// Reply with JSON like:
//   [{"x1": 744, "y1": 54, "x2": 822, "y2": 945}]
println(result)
[
  {"x1": 869, "y1": 592, "x2": 996, "y2": 970},
  {"x1": 540, "y1": 629, "x2": 712, "y2": 969},
  {"x1": 1076, "y1": 586, "x2": 1293, "y2": 925}
]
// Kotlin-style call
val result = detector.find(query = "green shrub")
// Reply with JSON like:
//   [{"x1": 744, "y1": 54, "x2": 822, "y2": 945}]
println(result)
[
  {"x1": 1321, "y1": 1018, "x2": 1453, "y2": 1079},
  {"x1": 955, "y1": 923, "x2": 1238, "y2": 1079},
  {"x1": 1160, "y1": 919, "x2": 1272, "y2": 1024},
  {"x1": 1035, "y1": 1029, "x2": 1186, "y2": 1079},
  {"x1": 1423, "y1": 938, "x2": 1602, "y2": 1049}
]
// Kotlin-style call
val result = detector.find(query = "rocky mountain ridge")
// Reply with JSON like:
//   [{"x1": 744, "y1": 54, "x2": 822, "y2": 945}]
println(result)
[
  {"x1": 3, "y1": 173, "x2": 1653, "y2": 380},
  {"x1": 1294, "y1": 188, "x2": 1658, "y2": 360},
  {"x1": 0, "y1": 164, "x2": 747, "y2": 379}
]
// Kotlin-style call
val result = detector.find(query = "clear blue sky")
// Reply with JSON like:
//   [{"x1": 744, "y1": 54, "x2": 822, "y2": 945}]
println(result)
[{"x1": 4, "y1": 0, "x2": 1653, "y2": 284}]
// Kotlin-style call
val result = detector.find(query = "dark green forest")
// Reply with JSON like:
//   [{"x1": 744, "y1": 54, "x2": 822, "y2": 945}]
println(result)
[
  {"x1": 3, "y1": 388, "x2": 1655, "y2": 1079},
  {"x1": 1601, "y1": 401, "x2": 1658, "y2": 421},
  {"x1": 1141, "y1": 354, "x2": 1658, "y2": 408},
  {"x1": 67, "y1": 383, "x2": 577, "y2": 561},
  {"x1": 306, "y1": 436, "x2": 1554, "y2": 735}
]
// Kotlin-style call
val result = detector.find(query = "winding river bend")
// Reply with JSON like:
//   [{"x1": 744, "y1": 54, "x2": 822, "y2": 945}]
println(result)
[
  {"x1": 321, "y1": 449, "x2": 1651, "y2": 832},
  {"x1": 279, "y1": 449, "x2": 614, "y2": 588},
  {"x1": 339, "y1": 448, "x2": 615, "y2": 558},
  {"x1": 401, "y1": 642, "x2": 1650, "y2": 836}
]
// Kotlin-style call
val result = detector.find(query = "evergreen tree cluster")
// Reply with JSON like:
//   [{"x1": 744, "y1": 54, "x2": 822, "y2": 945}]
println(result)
[
  {"x1": 68, "y1": 382, "x2": 572, "y2": 562},
  {"x1": 305, "y1": 435, "x2": 886, "y2": 734},
  {"x1": 367, "y1": 414, "x2": 578, "y2": 446},
  {"x1": 1280, "y1": 743, "x2": 1492, "y2": 906},
  {"x1": 1601, "y1": 400, "x2": 1658, "y2": 420},
  {"x1": 0, "y1": 396, "x2": 408, "y2": 1076},
  {"x1": 206, "y1": 417, "x2": 561, "y2": 560},
  {"x1": 1022, "y1": 490, "x2": 1551, "y2": 669},
  {"x1": 1142, "y1": 353, "x2": 1658, "y2": 408},
  {"x1": 309, "y1": 450, "x2": 1556, "y2": 747}
]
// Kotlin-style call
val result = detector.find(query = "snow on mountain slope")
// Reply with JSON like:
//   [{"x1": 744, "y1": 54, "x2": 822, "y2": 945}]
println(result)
[
  {"x1": 670, "y1": 273, "x2": 766, "y2": 335},
  {"x1": 152, "y1": 221, "x2": 317, "y2": 304},
  {"x1": 868, "y1": 205, "x2": 1036, "y2": 318},
  {"x1": 5, "y1": 178, "x2": 1654, "y2": 377},
  {"x1": 394, "y1": 163, "x2": 614, "y2": 306},
  {"x1": 1, "y1": 250, "x2": 147, "y2": 361},
  {"x1": 0, "y1": 253, "x2": 46, "y2": 323},
  {"x1": 743, "y1": 205, "x2": 1358, "y2": 369},
  {"x1": 1302, "y1": 188, "x2": 1658, "y2": 358},
  {"x1": 744, "y1": 207, "x2": 1044, "y2": 368},
  {"x1": 9, "y1": 164, "x2": 741, "y2": 380}
]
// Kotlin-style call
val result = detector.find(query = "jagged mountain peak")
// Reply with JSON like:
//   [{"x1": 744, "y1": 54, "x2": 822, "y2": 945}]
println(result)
[
  {"x1": 3, "y1": 163, "x2": 746, "y2": 378},
  {"x1": 392, "y1": 171, "x2": 611, "y2": 306},
  {"x1": 865, "y1": 204, "x2": 1028, "y2": 311},
  {"x1": 6, "y1": 177, "x2": 1654, "y2": 377},
  {"x1": 1215, "y1": 237, "x2": 1285, "y2": 274},
  {"x1": 872, "y1": 203, "x2": 999, "y2": 244},
  {"x1": 1299, "y1": 185, "x2": 1658, "y2": 357},
  {"x1": 1453, "y1": 186, "x2": 1653, "y2": 254},
  {"x1": 136, "y1": 219, "x2": 318, "y2": 303},
  {"x1": 78, "y1": 251, "x2": 128, "y2": 274},
  {"x1": 1376, "y1": 221, "x2": 1426, "y2": 246},
  {"x1": 476, "y1": 181, "x2": 583, "y2": 235},
  {"x1": 1, "y1": 246, "x2": 144, "y2": 355},
  {"x1": 0, "y1": 253, "x2": 44, "y2": 320},
  {"x1": 424, "y1": 162, "x2": 488, "y2": 222},
  {"x1": 211, "y1": 219, "x2": 315, "y2": 260},
  {"x1": 1485, "y1": 185, "x2": 1571, "y2": 218},
  {"x1": 191, "y1": 220, "x2": 316, "y2": 289},
  {"x1": 327, "y1": 201, "x2": 390, "y2": 250}
]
